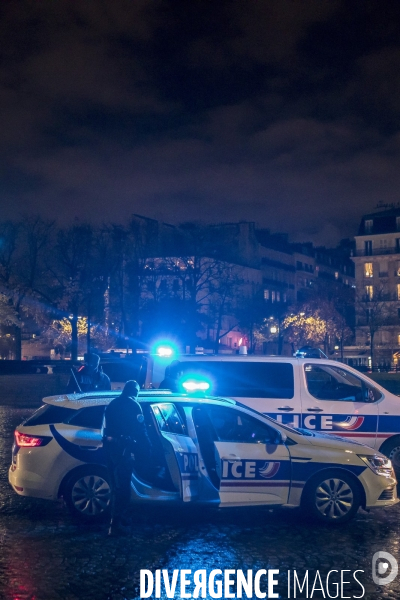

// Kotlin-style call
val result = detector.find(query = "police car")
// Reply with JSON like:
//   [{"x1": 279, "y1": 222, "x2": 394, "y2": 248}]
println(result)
[
  {"x1": 9, "y1": 390, "x2": 397, "y2": 525},
  {"x1": 149, "y1": 354, "x2": 400, "y2": 471}
]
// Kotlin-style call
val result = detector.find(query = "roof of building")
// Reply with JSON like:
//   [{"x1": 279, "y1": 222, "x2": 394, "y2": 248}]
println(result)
[{"x1": 358, "y1": 207, "x2": 400, "y2": 235}]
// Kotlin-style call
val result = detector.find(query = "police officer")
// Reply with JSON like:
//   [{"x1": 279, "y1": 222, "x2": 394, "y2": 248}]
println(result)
[
  {"x1": 102, "y1": 380, "x2": 152, "y2": 536},
  {"x1": 159, "y1": 360, "x2": 182, "y2": 392},
  {"x1": 66, "y1": 353, "x2": 111, "y2": 393}
]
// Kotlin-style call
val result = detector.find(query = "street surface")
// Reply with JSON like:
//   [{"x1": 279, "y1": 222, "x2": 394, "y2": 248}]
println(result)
[{"x1": 1, "y1": 406, "x2": 400, "y2": 600}]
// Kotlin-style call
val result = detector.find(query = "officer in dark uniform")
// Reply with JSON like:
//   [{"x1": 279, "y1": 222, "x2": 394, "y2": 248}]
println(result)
[
  {"x1": 66, "y1": 353, "x2": 111, "y2": 393},
  {"x1": 102, "y1": 380, "x2": 152, "y2": 536},
  {"x1": 159, "y1": 360, "x2": 182, "y2": 392}
]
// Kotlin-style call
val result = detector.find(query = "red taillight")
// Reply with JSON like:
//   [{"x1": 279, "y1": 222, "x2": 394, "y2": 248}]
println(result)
[{"x1": 15, "y1": 431, "x2": 46, "y2": 447}]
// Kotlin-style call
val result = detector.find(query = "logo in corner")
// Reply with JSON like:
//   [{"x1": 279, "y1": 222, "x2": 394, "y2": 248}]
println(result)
[
  {"x1": 259, "y1": 461, "x2": 280, "y2": 479},
  {"x1": 372, "y1": 551, "x2": 398, "y2": 585}
]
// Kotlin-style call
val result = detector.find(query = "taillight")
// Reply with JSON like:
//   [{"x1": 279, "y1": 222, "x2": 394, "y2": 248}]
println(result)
[{"x1": 15, "y1": 431, "x2": 51, "y2": 448}]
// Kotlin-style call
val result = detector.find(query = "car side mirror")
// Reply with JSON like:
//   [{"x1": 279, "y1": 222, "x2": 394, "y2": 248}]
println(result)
[
  {"x1": 363, "y1": 386, "x2": 373, "y2": 402},
  {"x1": 268, "y1": 430, "x2": 287, "y2": 446}
]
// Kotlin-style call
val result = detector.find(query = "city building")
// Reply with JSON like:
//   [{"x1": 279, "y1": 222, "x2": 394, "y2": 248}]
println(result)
[
  {"x1": 352, "y1": 206, "x2": 400, "y2": 367},
  {"x1": 137, "y1": 218, "x2": 355, "y2": 354},
  {"x1": 256, "y1": 230, "x2": 354, "y2": 309}
]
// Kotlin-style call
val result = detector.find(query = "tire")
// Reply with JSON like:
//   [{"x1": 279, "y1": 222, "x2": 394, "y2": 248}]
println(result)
[
  {"x1": 64, "y1": 468, "x2": 112, "y2": 522},
  {"x1": 302, "y1": 470, "x2": 361, "y2": 524},
  {"x1": 380, "y1": 437, "x2": 400, "y2": 474}
]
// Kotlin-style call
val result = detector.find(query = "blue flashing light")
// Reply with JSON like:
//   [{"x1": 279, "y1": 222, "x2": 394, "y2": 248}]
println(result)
[
  {"x1": 181, "y1": 379, "x2": 211, "y2": 393},
  {"x1": 152, "y1": 341, "x2": 179, "y2": 358},
  {"x1": 157, "y1": 346, "x2": 174, "y2": 358}
]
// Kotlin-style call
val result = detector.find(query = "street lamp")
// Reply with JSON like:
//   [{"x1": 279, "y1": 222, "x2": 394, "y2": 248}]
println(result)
[{"x1": 268, "y1": 316, "x2": 283, "y2": 355}]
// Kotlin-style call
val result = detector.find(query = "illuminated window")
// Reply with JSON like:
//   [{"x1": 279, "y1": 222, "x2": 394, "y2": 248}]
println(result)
[
  {"x1": 398, "y1": 334, "x2": 400, "y2": 346},
  {"x1": 335, "y1": 271, "x2": 339, "y2": 279},
  {"x1": 264, "y1": 289, "x2": 269, "y2": 300},
  {"x1": 364, "y1": 263, "x2": 373, "y2": 278},
  {"x1": 365, "y1": 285, "x2": 373, "y2": 300},
  {"x1": 397, "y1": 284, "x2": 400, "y2": 300},
  {"x1": 271, "y1": 291, "x2": 276, "y2": 302}
]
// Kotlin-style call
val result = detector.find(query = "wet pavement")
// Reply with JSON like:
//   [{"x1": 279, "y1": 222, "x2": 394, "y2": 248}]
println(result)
[{"x1": 1, "y1": 406, "x2": 400, "y2": 600}]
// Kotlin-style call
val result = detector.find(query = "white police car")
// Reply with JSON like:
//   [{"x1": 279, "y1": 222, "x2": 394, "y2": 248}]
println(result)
[
  {"x1": 151, "y1": 355, "x2": 400, "y2": 471},
  {"x1": 9, "y1": 391, "x2": 397, "y2": 524}
]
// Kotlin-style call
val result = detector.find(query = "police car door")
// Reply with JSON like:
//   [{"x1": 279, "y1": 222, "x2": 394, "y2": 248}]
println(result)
[
  {"x1": 301, "y1": 363, "x2": 381, "y2": 448},
  {"x1": 205, "y1": 405, "x2": 291, "y2": 506},
  {"x1": 151, "y1": 403, "x2": 199, "y2": 501}
]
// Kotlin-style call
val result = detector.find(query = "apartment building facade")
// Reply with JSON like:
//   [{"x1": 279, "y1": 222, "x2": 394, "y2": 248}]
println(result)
[
  {"x1": 129, "y1": 217, "x2": 355, "y2": 354},
  {"x1": 256, "y1": 230, "x2": 354, "y2": 310},
  {"x1": 352, "y1": 208, "x2": 400, "y2": 367}
]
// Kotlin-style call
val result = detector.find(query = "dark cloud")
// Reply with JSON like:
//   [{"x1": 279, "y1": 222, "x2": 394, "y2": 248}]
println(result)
[{"x1": 0, "y1": 0, "x2": 400, "y2": 246}]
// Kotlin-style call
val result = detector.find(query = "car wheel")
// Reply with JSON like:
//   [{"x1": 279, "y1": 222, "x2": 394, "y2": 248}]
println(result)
[
  {"x1": 380, "y1": 437, "x2": 400, "y2": 474},
  {"x1": 64, "y1": 468, "x2": 112, "y2": 522},
  {"x1": 302, "y1": 471, "x2": 360, "y2": 524}
]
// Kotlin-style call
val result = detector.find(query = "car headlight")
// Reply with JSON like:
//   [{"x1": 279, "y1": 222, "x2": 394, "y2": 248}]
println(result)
[{"x1": 358, "y1": 454, "x2": 393, "y2": 477}]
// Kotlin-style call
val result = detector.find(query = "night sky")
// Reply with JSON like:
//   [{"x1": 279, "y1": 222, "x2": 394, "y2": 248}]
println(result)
[{"x1": 1, "y1": 0, "x2": 400, "y2": 246}]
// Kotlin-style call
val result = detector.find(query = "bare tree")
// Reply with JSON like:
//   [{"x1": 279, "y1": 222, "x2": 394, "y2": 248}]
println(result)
[
  {"x1": 355, "y1": 285, "x2": 395, "y2": 367},
  {"x1": 207, "y1": 263, "x2": 244, "y2": 353},
  {"x1": 45, "y1": 224, "x2": 94, "y2": 360},
  {"x1": 0, "y1": 217, "x2": 54, "y2": 358}
]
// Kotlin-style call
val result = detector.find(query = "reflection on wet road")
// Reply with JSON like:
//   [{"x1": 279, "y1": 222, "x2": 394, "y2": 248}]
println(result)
[{"x1": 1, "y1": 406, "x2": 400, "y2": 599}]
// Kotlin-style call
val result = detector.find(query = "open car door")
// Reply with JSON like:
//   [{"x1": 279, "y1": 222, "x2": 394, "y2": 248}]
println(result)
[
  {"x1": 151, "y1": 403, "x2": 199, "y2": 501},
  {"x1": 194, "y1": 405, "x2": 291, "y2": 506}
]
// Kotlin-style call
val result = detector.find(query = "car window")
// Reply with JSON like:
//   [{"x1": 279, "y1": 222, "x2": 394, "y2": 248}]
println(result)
[
  {"x1": 304, "y1": 364, "x2": 382, "y2": 402},
  {"x1": 151, "y1": 403, "x2": 186, "y2": 435},
  {"x1": 205, "y1": 405, "x2": 278, "y2": 444},
  {"x1": 23, "y1": 404, "x2": 76, "y2": 426},
  {"x1": 101, "y1": 360, "x2": 146, "y2": 386},
  {"x1": 67, "y1": 406, "x2": 106, "y2": 429},
  {"x1": 171, "y1": 361, "x2": 294, "y2": 399}
]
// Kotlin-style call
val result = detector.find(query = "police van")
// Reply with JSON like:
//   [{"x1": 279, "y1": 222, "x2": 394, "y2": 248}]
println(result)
[{"x1": 147, "y1": 352, "x2": 400, "y2": 470}]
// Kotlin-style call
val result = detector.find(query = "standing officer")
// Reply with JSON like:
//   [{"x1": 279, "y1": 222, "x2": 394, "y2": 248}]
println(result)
[
  {"x1": 66, "y1": 353, "x2": 111, "y2": 393},
  {"x1": 102, "y1": 380, "x2": 152, "y2": 536},
  {"x1": 159, "y1": 360, "x2": 182, "y2": 392}
]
